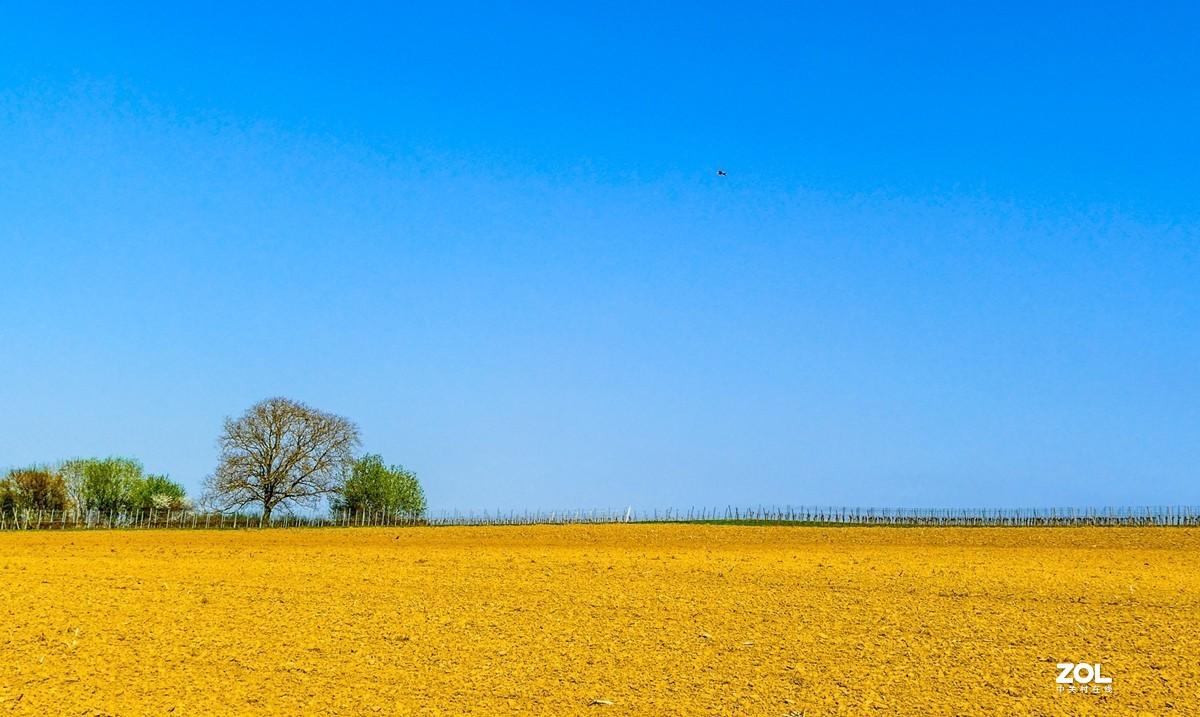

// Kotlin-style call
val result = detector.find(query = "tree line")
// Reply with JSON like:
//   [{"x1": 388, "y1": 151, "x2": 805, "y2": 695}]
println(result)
[
  {"x1": 3, "y1": 397, "x2": 427, "y2": 520},
  {"x1": 1, "y1": 458, "x2": 188, "y2": 515}
]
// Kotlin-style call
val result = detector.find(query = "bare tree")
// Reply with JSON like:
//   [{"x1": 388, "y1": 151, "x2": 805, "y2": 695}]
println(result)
[{"x1": 203, "y1": 397, "x2": 360, "y2": 522}]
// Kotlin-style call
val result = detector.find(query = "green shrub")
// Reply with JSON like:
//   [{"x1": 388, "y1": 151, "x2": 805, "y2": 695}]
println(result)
[
  {"x1": 333, "y1": 454, "x2": 427, "y2": 517},
  {"x1": 130, "y1": 474, "x2": 189, "y2": 511}
]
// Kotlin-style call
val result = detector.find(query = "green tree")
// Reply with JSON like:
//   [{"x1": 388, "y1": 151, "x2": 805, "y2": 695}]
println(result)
[
  {"x1": 3, "y1": 467, "x2": 69, "y2": 511},
  {"x1": 130, "y1": 474, "x2": 189, "y2": 510},
  {"x1": 81, "y1": 457, "x2": 144, "y2": 513},
  {"x1": 0, "y1": 478, "x2": 16, "y2": 515},
  {"x1": 334, "y1": 454, "x2": 427, "y2": 517}
]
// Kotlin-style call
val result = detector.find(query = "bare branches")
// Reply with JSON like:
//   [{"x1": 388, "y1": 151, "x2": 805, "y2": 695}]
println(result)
[{"x1": 203, "y1": 397, "x2": 360, "y2": 520}]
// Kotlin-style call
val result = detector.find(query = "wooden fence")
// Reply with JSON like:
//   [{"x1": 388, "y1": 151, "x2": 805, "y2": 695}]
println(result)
[{"x1": 1, "y1": 505, "x2": 1197, "y2": 530}]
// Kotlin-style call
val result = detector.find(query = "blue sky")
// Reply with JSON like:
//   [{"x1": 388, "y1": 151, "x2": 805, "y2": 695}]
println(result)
[{"x1": 2, "y1": 2, "x2": 1197, "y2": 510}]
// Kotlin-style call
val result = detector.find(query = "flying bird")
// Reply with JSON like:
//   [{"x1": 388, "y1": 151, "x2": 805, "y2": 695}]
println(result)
[{"x1": 717, "y1": 170, "x2": 727, "y2": 176}]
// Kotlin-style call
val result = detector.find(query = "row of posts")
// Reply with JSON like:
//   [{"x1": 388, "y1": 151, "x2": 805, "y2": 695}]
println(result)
[{"x1": 1, "y1": 505, "x2": 1197, "y2": 530}]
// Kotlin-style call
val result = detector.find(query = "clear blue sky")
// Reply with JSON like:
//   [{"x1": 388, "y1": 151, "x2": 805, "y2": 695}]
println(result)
[{"x1": 2, "y1": 2, "x2": 1197, "y2": 510}]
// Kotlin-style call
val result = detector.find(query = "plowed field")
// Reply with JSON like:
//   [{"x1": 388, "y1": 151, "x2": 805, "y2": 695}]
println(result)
[{"x1": 1, "y1": 525, "x2": 1196, "y2": 715}]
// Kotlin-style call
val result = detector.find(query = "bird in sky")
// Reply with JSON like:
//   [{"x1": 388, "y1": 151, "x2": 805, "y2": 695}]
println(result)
[{"x1": 717, "y1": 170, "x2": 727, "y2": 176}]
